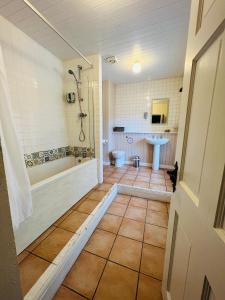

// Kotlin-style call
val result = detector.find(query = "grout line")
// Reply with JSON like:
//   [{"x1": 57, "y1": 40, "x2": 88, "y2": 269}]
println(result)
[
  {"x1": 83, "y1": 249, "x2": 141, "y2": 274},
  {"x1": 91, "y1": 195, "x2": 131, "y2": 300},
  {"x1": 61, "y1": 284, "x2": 89, "y2": 299},
  {"x1": 135, "y1": 198, "x2": 147, "y2": 300},
  {"x1": 97, "y1": 227, "x2": 143, "y2": 243},
  {"x1": 145, "y1": 221, "x2": 168, "y2": 229},
  {"x1": 104, "y1": 166, "x2": 172, "y2": 191},
  {"x1": 24, "y1": 226, "x2": 57, "y2": 255},
  {"x1": 106, "y1": 211, "x2": 145, "y2": 223},
  {"x1": 28, "y1": 252, "x2": 54, "y2": 265},
  {"x1": 139, "y1": 269, "x2": 163, "y2": 281}
]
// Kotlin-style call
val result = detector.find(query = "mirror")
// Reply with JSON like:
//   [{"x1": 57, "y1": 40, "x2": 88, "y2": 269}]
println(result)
[{"x1": 151, "y1": 98, "x2": 169, "y2": 124}]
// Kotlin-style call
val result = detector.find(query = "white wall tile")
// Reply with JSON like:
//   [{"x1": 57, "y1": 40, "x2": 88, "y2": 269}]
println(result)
[
  {"x1": 63, "y1": 55, "x2": 103, "y2": 182},
  {"x1": 115, "y1": 77, "x2": 183, "y2": 132},
  {"x1": 0, "y1": 16, "x2": 69, "y2": 154}
]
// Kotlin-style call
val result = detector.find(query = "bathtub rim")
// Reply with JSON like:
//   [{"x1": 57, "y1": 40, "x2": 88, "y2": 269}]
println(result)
[{"x1": 30, "y1": 158, "x2": 97, "y2": 191}]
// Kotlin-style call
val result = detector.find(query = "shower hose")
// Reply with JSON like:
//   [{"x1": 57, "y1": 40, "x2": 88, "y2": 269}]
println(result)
[{"x1": 75, "y1": 79, "x2": 86, "y2": 142}]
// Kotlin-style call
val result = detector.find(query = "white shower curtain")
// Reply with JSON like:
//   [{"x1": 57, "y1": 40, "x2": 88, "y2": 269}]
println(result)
[{"x1": 0, "y1": 45, "x2": 32, "y2": 229}]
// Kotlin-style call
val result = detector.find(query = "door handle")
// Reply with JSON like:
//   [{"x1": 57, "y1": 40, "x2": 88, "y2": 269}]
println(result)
[{"x1": 167, "y1": 161, "x2": 178, "y2": 192}]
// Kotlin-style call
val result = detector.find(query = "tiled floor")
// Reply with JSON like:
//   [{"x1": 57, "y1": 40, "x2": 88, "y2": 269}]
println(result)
[
  {"x1": 17, "y1": 165, "x2": 170, "y2": 299},
  {"x1": 54, "y1": 193, "x2": 169, "y2": 300},
  {"x1": 103, "y1": 165, "x2": 173, "y2": 192},
  {"x1": 17, "y1": 187, "x2": 109, "y2": 296}
]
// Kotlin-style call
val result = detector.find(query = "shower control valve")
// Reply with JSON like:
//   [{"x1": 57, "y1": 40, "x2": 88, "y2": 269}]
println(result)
[{"x1": 66, "y1": 92, "x2": 76, "y2": 103}]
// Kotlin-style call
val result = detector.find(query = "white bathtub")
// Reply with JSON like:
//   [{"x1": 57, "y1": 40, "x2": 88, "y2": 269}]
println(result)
[{"x1": 15, "y1": 157, "x2": 98, "y2": 254}]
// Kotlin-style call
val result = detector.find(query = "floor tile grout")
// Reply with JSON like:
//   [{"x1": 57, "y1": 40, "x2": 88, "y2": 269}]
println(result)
[
  {"x1": 135, "y1": 198, "x2": 147, "y2": 300},
  {"x1": 25, "y1": 251, "x2": 54, "y2": 265},
  {"x1": 91, "y1": 197, "x2": 130, "y2": 300},
  {"x1": 103, "y1": 165, "x2": 173, "y2": 192},
  {"x1": 61, "y1": 283, "x2": 89, "y2": 299}
]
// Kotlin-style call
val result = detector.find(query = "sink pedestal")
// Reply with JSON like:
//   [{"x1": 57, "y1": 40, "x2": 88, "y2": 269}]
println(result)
[
  {"x1": 145, "y1": 137, "x2": 169, "y2": 171},
  {"x1": 152, "y1": 144, "x2": 160, "y2": 170}
]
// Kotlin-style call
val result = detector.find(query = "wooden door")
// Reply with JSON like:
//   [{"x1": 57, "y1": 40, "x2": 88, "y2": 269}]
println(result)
[{"x1": 162, "y1": 1, "x2": 225, "y2": 299}]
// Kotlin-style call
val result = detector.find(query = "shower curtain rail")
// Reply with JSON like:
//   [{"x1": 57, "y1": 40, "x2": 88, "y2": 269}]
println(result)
[{"x1": 23, "y1": 0, "x2": 93, "y2": 68}]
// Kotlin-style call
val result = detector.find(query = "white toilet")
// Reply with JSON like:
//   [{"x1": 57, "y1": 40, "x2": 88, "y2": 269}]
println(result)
[{"x1": 112, "y1": 150, "x2": 125, "y2": 167}]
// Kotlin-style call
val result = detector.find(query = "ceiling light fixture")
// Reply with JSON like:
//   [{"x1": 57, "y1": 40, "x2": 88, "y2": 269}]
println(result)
[{"x1": 132, "y1": 62, "x2": 141, "y2": 74}]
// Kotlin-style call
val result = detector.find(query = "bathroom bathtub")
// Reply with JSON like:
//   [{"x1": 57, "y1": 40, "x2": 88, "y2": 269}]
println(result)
[{"x1": 15, "y1": 157, "x2": 98, "y2": 254}]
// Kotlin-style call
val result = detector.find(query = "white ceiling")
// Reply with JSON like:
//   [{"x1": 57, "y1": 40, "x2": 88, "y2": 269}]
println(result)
[{"x1": 0, "y1": 0, "x2": 191, "y2": 83}]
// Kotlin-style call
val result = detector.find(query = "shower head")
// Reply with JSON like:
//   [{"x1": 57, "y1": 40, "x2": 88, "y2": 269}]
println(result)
[
  {"x1": 68, "y1": 69, "x2": 79, "y2": 84},
  {"x1": 68, "y1": 69, "x2": 75, "y2": 75}
]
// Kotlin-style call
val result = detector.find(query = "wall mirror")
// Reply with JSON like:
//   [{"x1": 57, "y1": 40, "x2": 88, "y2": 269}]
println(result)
[{"x1": 151, "y1": 98, "x2": 169, "y2": 124}]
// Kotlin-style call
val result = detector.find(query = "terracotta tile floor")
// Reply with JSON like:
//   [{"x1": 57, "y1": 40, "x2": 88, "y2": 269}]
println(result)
[
  {"x1": 55, "y1": 193, "x2": 170, "y2": 300},
  {"x1": 17, "y1": 186, "x2": 109, "y2": 296},
  {"x1": 17, "y1": 171, "x2": 170, "y2": 299},
  {"x1": 104, "y1": 165, "x2": 173, "y2": 192}
]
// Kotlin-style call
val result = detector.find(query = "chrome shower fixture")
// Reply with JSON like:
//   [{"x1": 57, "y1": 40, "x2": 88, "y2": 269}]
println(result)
[
  {"x1": 68, "y1": 65, "x2": 86, "y2": 142},
  {"x1": 68, "y1": 69, "x2": 79, "y2": 83},
  {"x1": 68, "y1": 65, "x2": 82, "y2": 83}
]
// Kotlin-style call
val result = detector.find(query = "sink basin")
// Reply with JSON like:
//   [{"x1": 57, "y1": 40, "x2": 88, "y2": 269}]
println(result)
[
  {"x1": 145, "y1": 137, "x2": 169, "y2": 145},
  {"x1": 145, "y1": 137, "x2": 169, "y2": 170}
]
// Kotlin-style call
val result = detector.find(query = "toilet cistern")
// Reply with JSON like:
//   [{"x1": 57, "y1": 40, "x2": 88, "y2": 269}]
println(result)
[{"x1": 145, "y1": 137, "x2": 169, "y2": 170}]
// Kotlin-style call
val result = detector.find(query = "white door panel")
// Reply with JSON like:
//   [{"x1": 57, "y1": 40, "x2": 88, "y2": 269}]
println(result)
[
  {"x1": 198, "y1": 31, "x2": 225, "y2": 223},
  {"x1": 162, "y1": 0, "x2": 225, "y2": 299},
  {"x1": 169, "y1": 221, "x2": 191, "y2": 300},
  {"x1": 183, "y1": 37, "x2": 221, "y2": 196}
]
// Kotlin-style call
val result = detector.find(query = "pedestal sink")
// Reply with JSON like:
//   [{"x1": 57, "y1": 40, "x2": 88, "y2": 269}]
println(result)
[{"x1": 145, "y1": 137, "x2": 169, "y2": 170}]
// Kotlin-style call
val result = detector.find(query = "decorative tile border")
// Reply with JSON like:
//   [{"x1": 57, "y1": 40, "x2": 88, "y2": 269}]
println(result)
[
  {"x1": 24, "y1": 146, "x2": 95, "y2": 168},
  {"x1": 70, "y1": 146, "x2": 95, "y2": 159}
]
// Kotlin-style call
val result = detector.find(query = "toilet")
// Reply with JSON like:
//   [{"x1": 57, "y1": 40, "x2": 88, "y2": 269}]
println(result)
[{"x1": 112, "y1": 150, "x2": 125, "y2": 167}]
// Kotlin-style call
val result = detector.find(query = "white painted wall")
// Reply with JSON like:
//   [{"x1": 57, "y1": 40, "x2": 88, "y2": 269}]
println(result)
[
  {"x1": 115, "y1": 77, "x2": 183, "y2": 133},
  {"x1": 0, "y1": 16, "x2": 69, "y2": 155}
]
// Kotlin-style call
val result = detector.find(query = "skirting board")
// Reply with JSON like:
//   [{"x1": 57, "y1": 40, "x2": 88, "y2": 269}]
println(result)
[{"x1": 24, "y1": 184, "x2": 171, "y2": 300}]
